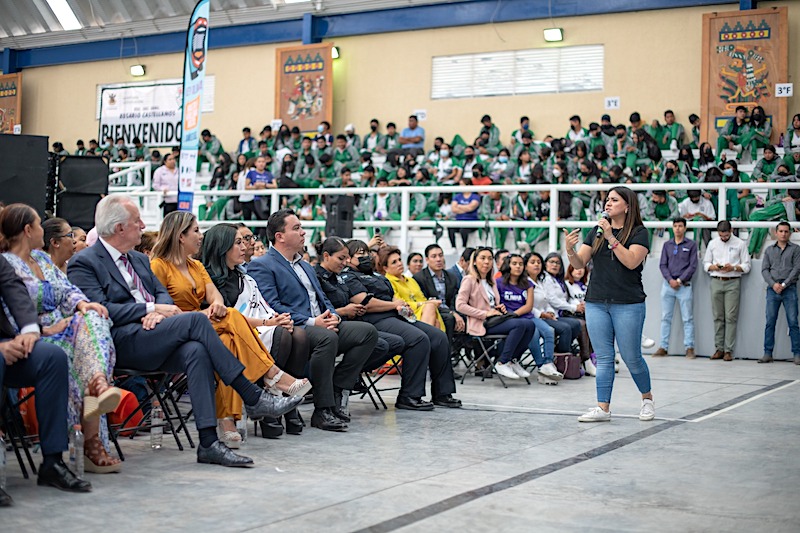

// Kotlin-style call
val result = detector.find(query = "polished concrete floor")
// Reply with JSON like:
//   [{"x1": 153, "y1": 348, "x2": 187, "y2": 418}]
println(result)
[{"x1": 3, "y1": 355, "x2": 799, "y2": 532}]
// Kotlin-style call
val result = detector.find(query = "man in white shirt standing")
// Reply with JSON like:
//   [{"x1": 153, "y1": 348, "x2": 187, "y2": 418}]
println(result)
[{"x1": 703, "y1": 220, "x2": 751, "y2": 361}]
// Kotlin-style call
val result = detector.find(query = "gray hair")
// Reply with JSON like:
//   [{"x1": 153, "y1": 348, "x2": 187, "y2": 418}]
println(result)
[{"x1": 95, "y1": 194, "x2": 136, "y2": 237}]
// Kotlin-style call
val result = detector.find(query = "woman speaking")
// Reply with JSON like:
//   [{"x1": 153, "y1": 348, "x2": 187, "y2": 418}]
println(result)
[{"x1": 563, "y1": 186, "x2": 655, "y2": 422}]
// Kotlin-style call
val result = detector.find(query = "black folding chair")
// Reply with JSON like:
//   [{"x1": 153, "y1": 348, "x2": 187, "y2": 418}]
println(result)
[
  {"x1": 1, "y1": 387, "x2": 38, "y2": 479},
  {"x1": 109, "y1": 370, "x2": 194, "y2": 460},
  {"x1": 462, "y1": 335, "x2": 531, "y2": 388},
  {"x1": 355, "y1": 357, "x2": 403, "y2": 410}
]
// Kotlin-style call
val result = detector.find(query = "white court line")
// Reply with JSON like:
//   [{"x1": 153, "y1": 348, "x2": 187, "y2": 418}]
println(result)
[
  {"x1": 462, "y1": 402, "x2": 691, "y2": 422},
  {"x1": 689, "y1": 379, "x2": 799, "y2": 423}
]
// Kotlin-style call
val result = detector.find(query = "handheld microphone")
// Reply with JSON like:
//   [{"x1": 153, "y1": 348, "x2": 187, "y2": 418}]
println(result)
[{"x1": 595, "y1": 211, "x2": 610, "y2": 237}]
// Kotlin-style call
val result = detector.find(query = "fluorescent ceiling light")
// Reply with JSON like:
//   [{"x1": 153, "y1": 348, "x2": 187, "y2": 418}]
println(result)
[
  {"x1": 543, "y1": 27, "x2": 563, "y2": 42},
  {"x1": 284, "y1": 0, "x2": 311, "y2": 4},
  {"x1": 45, "y1": 0, "x2": 82, "y2": 31}
]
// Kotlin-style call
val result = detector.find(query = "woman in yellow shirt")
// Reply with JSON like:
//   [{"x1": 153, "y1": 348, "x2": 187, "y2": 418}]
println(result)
[
  {"x1": 380, "y1": 247, "x2": 445, "y2": 331},
  {"x1": 150, "y1": 212, "x2": 311, "y2": 448}
]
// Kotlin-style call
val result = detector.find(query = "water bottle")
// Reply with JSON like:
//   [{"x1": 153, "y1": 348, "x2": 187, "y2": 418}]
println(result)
[
  {"x1": 150, "y1": 400, "x2": 163, "y2": 450},
  {"x1": 399, "y1": 304, "x2": 417, "y2": 323},
  {"x1": 68, "y1": 424, "x2": 84, "y2": 479},
  {"x1": 0, "y1": 434, "x2": 7, "y2": 490},
  {"x1": 236, "y1": 415, "x2": 248, "y2": 444}
]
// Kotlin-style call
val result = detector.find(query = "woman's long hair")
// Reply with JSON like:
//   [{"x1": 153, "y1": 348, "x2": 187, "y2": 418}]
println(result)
[
  {"x1": 499, "y1": 253, "x2": 528, "y2": 291},
  {"x1": 468, "y1": 246, "x2": 495, "y2": 285},
  {"x1": 151, "y1": 211, "x2": 197, "y2": 264},
  {"x1": 523, "y1": 252, "x2": 546, "y2": 283},
  {"x1": 0, "y1": 203, "x2": 37, "y2": 252},
  {"x1": 201, "y1": 223, "x2": 241, "y2": 287},
  {"x1": 591, "y1": 186, "x2": 644, "y2": 256}
]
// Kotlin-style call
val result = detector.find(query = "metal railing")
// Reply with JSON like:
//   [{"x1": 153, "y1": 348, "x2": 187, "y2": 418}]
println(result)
[
  {"x1": 107, "y1": 161, "x2": 152, "y2": 192},
  {"x1": 122, "y1": 181, "x2": 800, "y2": 250}
]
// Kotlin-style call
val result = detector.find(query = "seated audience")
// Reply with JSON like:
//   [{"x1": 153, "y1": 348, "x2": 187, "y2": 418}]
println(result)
[
  {"x1": 414, "y1": 244, "x2": 466, "y2": 344},
  {"x1": 72, "y1": 226, "x2": 89, "y2": 254},
  {"x1": 68, "y1": 194, "x2": 303, "y2": 468},
  {"x1": 383, "y1": 249, "x2": 445, "y2": 330}
]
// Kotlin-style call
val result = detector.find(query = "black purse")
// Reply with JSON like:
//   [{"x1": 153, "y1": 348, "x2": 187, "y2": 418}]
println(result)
[{"x1": 484, "y1": 312, "x2": 517, "y2": 329}]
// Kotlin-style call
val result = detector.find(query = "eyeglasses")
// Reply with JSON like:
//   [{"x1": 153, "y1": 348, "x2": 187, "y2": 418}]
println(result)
[
  {"x1": 546, "y1": 259, "x2": 561, "y2": 264},
  {"x1": 57, "y1": 232, "x2": 75, "y2": 239},
  {"x1": 241, "y1": 234, "x2": 255, "y2": 242}
]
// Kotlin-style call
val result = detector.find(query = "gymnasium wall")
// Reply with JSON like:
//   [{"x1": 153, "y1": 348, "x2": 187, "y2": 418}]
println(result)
[{"x1": 16, "y1": 1, "x2": 798, "y2": 150}]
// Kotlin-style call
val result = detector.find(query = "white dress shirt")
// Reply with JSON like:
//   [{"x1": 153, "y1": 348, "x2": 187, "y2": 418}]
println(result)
[
  {"x1": 703, "y1": 234, "x2": 751, "y2": 278},
  {"x1": 99, "y1": 237, "x2": 155, "y2": 313}
]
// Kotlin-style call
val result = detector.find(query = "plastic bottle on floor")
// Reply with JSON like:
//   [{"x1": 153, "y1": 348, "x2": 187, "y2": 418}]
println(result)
[
  {"x1": 69, "y1": 424, "x2": 84, "y2": 479},
  {"x1": 150, "y1": 400, "x2": 163, "y2": 450}
]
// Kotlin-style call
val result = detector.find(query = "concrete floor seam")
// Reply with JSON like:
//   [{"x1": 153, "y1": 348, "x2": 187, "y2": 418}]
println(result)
[{"x1": 351, "y1": 379, "x2": 793, "y2": 533}]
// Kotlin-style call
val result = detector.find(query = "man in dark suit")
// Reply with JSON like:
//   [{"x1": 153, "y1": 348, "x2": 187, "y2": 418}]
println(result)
[
  {"x1": 67, "y1": 195, "x2": 302, "y2": 468},
  {"x1": 0, "y1": 255, "x2": 91, "y2": 505},
  {"x1": 249, "y1": 209, "x2": 377, "y2": 432},
  {"x1": 447, "y1": 247, "x2": 474, "y2": 287},
  {"x1": 414, "y1": 243, "x2": 465, "y2": 343}
]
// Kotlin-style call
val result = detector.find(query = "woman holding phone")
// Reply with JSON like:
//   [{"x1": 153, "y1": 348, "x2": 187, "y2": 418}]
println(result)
[{"x1": 564, "y1": 186, "x2": 655, "y2": 422}]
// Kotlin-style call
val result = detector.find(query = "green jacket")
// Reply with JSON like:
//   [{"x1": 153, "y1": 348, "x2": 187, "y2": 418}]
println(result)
[{"x1": 479, "y1": 195, "x2": 511, "y2": 220}]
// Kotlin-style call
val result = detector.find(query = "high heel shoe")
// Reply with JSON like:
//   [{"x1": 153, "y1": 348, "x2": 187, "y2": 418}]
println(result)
[
  {"x1": 258, "y1": 417, "x2": 284, "y2": 439},
  {"x1": 265, "y1": 370, "x2": 313, "y2": 398},
  {"x1": 83, "y1": 434, "x2": 122, "y2": 474},
  {"x1": 83, "y1": 374, "x2": 123, "y2": 420},
  {"x1": 217, "y1": 418, "x2": 242, "y2": 449},
  {"x1": 284, "y1": 408, "x2": 304, "y2": 435}
]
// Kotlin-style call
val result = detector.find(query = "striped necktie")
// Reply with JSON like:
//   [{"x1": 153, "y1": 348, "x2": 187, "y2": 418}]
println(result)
[{"x1": 120, "y1": 254, "x2": 155, "y2": 303}]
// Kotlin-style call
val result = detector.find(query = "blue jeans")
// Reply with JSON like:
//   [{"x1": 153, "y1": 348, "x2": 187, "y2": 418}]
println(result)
[
  {"x1": 586, "y1": 301, "x2": 651, "y2": 404},
  {"x1": 764, "y1": 286, "x2": 800, "y2": 356},
  {"x1": 660, "y1": 282, "x2": 694, "y2": 349},
  {"x1": 527, "y1": 316, "x2": 555, "y2": 366},
  {"x1": 485, "y1": 318, "x2": 536, "y2": 364}
]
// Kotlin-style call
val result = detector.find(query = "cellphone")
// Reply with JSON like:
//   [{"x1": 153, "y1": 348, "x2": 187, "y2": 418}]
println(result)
[
  {"x1": 360, "y1": 293, "x2": 374, "y2": 306},
  {"x1": 717, "y1": 264, "x2": 724, "y2": 269},
  {"x1": 375, "y1": 227, "x2": 381, "y2": 235}
]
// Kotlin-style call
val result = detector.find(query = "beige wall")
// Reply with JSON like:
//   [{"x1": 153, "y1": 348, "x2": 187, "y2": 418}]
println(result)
[{"x1": 19, "y1": 1, "x2": 797, "y2": 151}]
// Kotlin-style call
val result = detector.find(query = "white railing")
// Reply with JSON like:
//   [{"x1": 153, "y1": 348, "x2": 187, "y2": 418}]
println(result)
[
  {"x1": 124, "y1": 181, "x2": 800, "y2": 250},
  {"x1": 107, "y1": 161, "x2": 152, "y2": 192}
]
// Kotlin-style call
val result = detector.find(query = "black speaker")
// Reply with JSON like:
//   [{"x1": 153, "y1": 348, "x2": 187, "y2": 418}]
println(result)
[
  {"x1": 325, "y1": 195, "x2": 355, "y2": 239},
  {"x1": 0, "y1": 134, "x2": 49, "y2": 215},
  {"x1": 58, "y1": 155, "x2": 109, "y2": 194},
  {"x1": 57, "y1": 193, "x2": 102, "y2": 230}
]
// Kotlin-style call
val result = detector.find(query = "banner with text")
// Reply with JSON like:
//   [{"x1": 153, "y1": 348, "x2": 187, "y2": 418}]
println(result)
[
  {"x1": 701, "y1": 7, "x2": 788, "y2": 145},
  {"x1": 0, "y1": 72, "x2": 22, "y2": 135},
  {"x1": 99, "y1": 83, "x2": 182, "y2": 146},
  {"x1": 274, "y1": 43, "x2": 333, "y2": 135},
  {"x1": 178, "y1": 0, "x2": 210, "y2": 212}
]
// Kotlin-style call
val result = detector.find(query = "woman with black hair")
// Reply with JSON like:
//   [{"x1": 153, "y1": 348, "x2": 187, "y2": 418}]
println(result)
[
  {"x1": 590, "y1": 144, "x2": 613, "y2": 177},
  {"x1": 696, "y1": 142, "x2": 717, "y2": 177},
  {"x1": 676, "y1": 144, "x2": 697, "y2": 178},
  {"x1": 205, "y1": 152, "x2": 235, "y2": 221},
  {"x1": 42, "y1": 217, "x2": 76, "y2": 273},
  {"x1": 786, "y1": 113, "x2": 800, "y2": 151},
  {"x1": 745, "y1": 105, "x2": 772, "y2": 162},
  {"x1": 335, "y1": 240, "x2": 461, "y2": 409},
  {"x1": 564, "y1": 186, "x2": 654, "y2": 423}
]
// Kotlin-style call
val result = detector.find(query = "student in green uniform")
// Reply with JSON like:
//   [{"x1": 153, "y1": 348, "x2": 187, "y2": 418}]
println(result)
[
  {"x1": 488, "y1": 148, "x2": 514, "y2": 182},
  {"x1": 748, "y1": 172, "x2": 800, "y2": 255},
  {"x1": 293, "y1": 154, "x2": 323, "y2": 188},
  {"x1": 362, "y1": 118, "x2": 384, "y2": 153},
  {"x1": 586, "y1": 122, "x2": 610, "y2": 155},
  {"x1": 591, "y1": 144, "x2": 614, "y2": 179},
  {"x1": 611, "y1": 124, "x2": 632, "y2": 167},
  {"x1": 752, "y1": 145, "x2": 780, "y2": 182},
  {"x1": 688, "y1": 114, "x2": 701, "y2": 150},
  {"x1": 715, "y1": 106, "x2": 750, "y2": 162},
  {"x1": 259, "y1": 126, "x2": 276, "y2": 151},
  {"x1": 511, "y1": 116, "x2": 534, "y2": 146},
  {"x1": 744, "y1": 106, "x2": 772, "y2": 162},
  {"x1": 480, "y1": 115, "x2": 501, "y2": 150},
  {"x1": 425, "y1": 137, "x2": 444, "y2": 168},
  {"x1": 676, "y1": 145, "x2": 698, "y2": 179},
  {"x1": 786, "y1": 114, "x2": 800, "y2": 151},
  {"x1": 312, "y1": 135, "x2": 331, "y2": 160},
  {"x1": 318, "y1": 153, "x2": 342, "y2": 187},
  {"x1": 628, "y1": 112, "x2": 645, "y2": 139},
  {"x1": 74, "y1": 140, "x2": 86, "y2": 156},
  {"x1": 722, "y1": 159, "x2": 752, "y2": 220},
  {"x1": 377, "y1": 122, "x2": 400, "y2": 153},
  {"x1": 643, "y1": 190, "x2": 679, "y2": 240},
  {"x1": 332, "y1": 134, "x2": 360, "y2": 171},
  {"x1": 566, "y1": 115, "x2": 588, "y2": 147},
  {"x1": 343, "y1": 124, "x2": 362, "y2": 152},
  {"x1": 409, "y1": 168, "x2": 439, "y2": 221},
  {"x1": 658, "y1": 110, "x2": 685, "y2": 151},
  {"x1": 625, "y1": 129, "x2": 654, "y2": 172},
  {"x1": 782, "y1": 147, "x2": 800, "y2": 174},
  {"x1": 479, "y1": 187, "x2": 511, "y2": 249},
  {"x1": 198, "y1": 129, "x2": 224, "y2": 168},
  {"x1": 512, "y1": 131, "x2": 537, "y2": 160},
  {"x1": 659, "y1": 159, "x2": 691, "y2": 201},
  {"x1": 511, "y1": 190, "x2": 538, "y2": 248}
]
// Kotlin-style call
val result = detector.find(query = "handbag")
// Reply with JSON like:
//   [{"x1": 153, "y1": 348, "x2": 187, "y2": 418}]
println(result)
[
  {"x1": 484, "y1": 312, "x2": 517, "y2": 330},
  {"x1": 554, "y1": 352, "x2": 582, "y2": 379}
]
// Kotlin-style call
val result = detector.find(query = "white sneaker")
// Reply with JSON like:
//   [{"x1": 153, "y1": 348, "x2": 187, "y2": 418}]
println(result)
[
  {"x1": 641, "y1": 335, "x2": 656, "y2": 349},
  {"x1": 509, "y1": 360, "x2": 531, "y2": 378},
  {"x1": 584, "y1": 358, "x2": 597, "y2": 377},
  {"x1": 578, "y1": 406, "x2": 611, "y2": 422},
  {"x1": 615, "y1": 353, "x2": 621, "y2": 374},
  {"x1": 538, "y1": 362, "x2": 563, "y2": 381},
  {"x1": 495, "y1": 362, "x2": 520, "y2": 379},
  {"x1": 639, "y1": 399, "x2": 655, "y2": 421}
]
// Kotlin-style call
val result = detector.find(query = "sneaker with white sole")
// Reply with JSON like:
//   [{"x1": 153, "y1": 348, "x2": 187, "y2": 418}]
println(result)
[
  {"x1": 509, "y1": 360, "x2": 531, "y2": 378},
  {"x1": 639, "y1": 399, "x2": 655, "y2": 421},
  {"x1": 495, "y1": 362, "x2": 520, "y2": 379},
  {"x1": 538, "y1": 362, "x2": 563, "y2": 381},
  {"x1": 641, "y1": 335, "x2": 656, "y2": 349},
  {"x1": 584, "y1": 357, "x2": 597, "y2": 377},
  {"x1": 578, "y1": 406, "x2": 611, "y2": 422}
]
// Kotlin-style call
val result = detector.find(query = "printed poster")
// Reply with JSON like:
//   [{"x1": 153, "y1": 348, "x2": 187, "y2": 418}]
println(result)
[
  {"x1": 0, "y1": 73, "x2": 22, "y2": 134},
  {"x1": 274, "y1": 43, "x2": 333, "y2": 134}
]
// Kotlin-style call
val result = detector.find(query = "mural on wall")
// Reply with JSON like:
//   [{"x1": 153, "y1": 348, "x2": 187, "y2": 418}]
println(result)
[
  {"x1": 701, "y1": 7, "x2": 788, "y2": 144},
  {"x1": 0, "y1": 73, "x2": 22, "y2": 134},
  {"x1": 275, "y1": 43, "x2": 333, "y2": 133}
]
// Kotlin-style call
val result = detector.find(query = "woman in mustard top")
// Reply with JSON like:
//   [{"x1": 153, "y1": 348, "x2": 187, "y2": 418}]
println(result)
[
  {"x1": 150, "y1": 212, "x2": 311, "y2": 448},
  {"x1": 379, "y1": 247, "x2": 445, "y2": 331}
]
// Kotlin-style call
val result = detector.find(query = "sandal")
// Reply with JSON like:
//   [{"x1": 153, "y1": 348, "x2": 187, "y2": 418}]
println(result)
[
  {"x1": 217, "y1": 419, "x2": 242, "y2": 449},
  {"x1": 264, "y1": 370, "x2": 313, "y2": 398},
  {"x1": 84, "y1": 374, "x2": 123, "y2": 420},
  {"x1": 83, "y1": 434, "x2": 122, "y2": 474}
]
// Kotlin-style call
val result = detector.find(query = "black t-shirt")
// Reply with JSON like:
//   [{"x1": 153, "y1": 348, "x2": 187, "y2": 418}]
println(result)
[
  {"x1": 584, "y1": 225, "x2": 650, "y2": 304},
  {"x1": 346, "y1": 268, "x2": 401, "y2": 324},
  {"x1": 314, "y1": 265, "x2": 356, "y2": 310}
]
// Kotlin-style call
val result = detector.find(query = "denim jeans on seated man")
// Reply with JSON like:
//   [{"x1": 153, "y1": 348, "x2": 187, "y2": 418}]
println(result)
[
  {"x1": 585, "y1": 302, "x2": 651, "y2": 404},
  {"x1": 764, "y1": 286, "x2": 800, "y2": 357},
  {"x1": 660, "y1": 281, "x2": 694, "y2": 351}
]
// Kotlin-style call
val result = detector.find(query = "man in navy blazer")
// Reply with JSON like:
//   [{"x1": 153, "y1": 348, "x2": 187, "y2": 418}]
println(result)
[
  {"x1": 0, "y1": 255, "x2": 90, "y2": 504},
  {"x1": 68, "y1": 195, "x2": 302, "y2": 467},
  {"x1": 447, "y1": 247, "x2": 474, "y2": 288},
  {"x1": 249, "y1": 209, "x2": 377, "y2": 432}
]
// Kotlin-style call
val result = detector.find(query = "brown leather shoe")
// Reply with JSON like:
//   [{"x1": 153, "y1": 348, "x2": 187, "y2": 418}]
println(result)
[
  {"x1": 710, "y1": 350, "x2": 724, "y2": 360},
  {"x1": 653, "y1": 348, "x2": 668, "y2": 357},
  {"x1": 686, "y1": 348, "x2": 696, "y2": 359},
  {"x1": 723, "y1": 351, "x2": 733, "y2": 361}
]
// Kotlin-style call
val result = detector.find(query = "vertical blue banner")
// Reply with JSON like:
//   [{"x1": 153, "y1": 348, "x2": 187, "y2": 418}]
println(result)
[{"x1": 177, "y1": 0, "x2": 210, "y2": 212}]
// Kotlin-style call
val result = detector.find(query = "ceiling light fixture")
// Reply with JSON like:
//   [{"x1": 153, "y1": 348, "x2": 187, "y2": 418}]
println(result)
[{"x1": 45, "y1": 0, "x2": 82, "y2": 31}]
